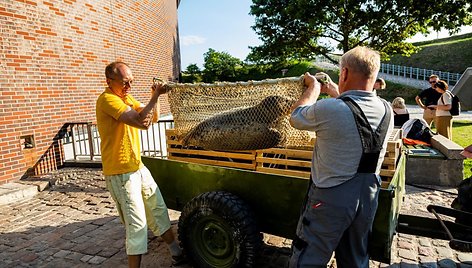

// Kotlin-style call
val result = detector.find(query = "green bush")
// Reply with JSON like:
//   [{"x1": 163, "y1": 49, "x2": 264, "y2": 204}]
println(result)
[
  {"x1": 376, "y1": 82, "x2": 421, "y2": 104},
  {"x1": 180, "y1": 73, "x2": 202, "y2": 83}
]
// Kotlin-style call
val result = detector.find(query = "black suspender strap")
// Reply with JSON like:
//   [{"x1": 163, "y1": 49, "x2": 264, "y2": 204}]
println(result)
[{"x1": 340, "y1": 96, "x2": 391, "y2": 173}]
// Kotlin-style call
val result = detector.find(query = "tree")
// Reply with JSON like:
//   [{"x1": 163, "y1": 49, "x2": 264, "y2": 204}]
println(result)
[
  {"x1": 186, "y1": 64, "x2": 201, "y2": 75},
  {"x1": 248, "y1": 0, "x2": 472, "y2": 63},
  {"x1": 181, "y1": 63, "x2": 202, "y2": 83},
  {"x1": 202, "y1": 48, "x2": 244, "y2": 82}
]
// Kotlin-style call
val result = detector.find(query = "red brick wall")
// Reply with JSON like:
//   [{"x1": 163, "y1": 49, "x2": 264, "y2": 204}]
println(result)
[{"x1": 0, "y1": 0, "x2": 180, "y2": 184}]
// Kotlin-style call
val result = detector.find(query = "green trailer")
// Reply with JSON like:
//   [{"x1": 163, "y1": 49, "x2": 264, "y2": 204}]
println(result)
[
  {"x1": 142, "y1": 151, "x2": 406, "y2": 267},
  {"x1": 136, "y1": 74, "x2": 471, "y2": 266}
]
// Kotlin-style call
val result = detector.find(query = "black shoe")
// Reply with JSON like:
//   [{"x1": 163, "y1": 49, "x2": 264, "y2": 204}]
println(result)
[{"x1": 171, "y1": 254, "x2": 188, "y2": 266}]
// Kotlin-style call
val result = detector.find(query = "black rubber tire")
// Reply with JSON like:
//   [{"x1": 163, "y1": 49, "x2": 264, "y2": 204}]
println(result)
[{"x1": 178, "y1": 191, "x2": 262, "y2": 268}]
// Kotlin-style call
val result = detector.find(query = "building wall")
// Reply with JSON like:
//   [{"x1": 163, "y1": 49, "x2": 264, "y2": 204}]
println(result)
[{"x1": 0, "y1": 0, "x2": 180, "y2": 184}]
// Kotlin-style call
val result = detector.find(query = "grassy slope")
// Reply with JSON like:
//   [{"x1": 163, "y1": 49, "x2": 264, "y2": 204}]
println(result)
[{"x1": 387, "y1": 32, "x2": 472, "y2": 73}]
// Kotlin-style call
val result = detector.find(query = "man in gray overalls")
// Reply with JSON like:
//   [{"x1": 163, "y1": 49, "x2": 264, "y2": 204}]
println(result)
[{"x1": 289, "y1": 46, "x2": 394, "y2": 268}]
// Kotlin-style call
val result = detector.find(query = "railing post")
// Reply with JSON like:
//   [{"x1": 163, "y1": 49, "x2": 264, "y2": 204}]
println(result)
[
  {"x1": 87, "y1": 123, "x2": 94, "y2": 160},
  {"x1": 158, "y1": 122, "x2": 163, "y2": 158},
  {"x1": 71, "y1": 124, "x2": 77, "y2": 160}
]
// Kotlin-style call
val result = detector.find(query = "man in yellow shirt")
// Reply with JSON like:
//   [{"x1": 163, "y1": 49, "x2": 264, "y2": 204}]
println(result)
[{"x1": 96, "y1": 62, "x2": 184, "y2": 268}]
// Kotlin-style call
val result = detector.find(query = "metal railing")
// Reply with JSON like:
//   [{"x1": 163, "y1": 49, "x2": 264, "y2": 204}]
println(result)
[
  {"x1": 65, "y1": 120, "x2": 174, "y2": 161},
  {"x1": 69, "y1": 123, "x2": 100, "y2": 160},
  {"x1": 379, "y1": 63, "x2": 461, "y2": 85},
  {"x1": 140, "y1": 120, "x2": 174, "y2": 158},
  {"x1": 313, "y1": 56, "x2": 462, "y2": 85}
]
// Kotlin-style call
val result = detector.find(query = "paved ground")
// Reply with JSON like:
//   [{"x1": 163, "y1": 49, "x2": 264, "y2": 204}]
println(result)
[
  {"x1": 1, "y1": 167, "x2": 471, "y2": 267},
  {"x1": 406, "y1": 104, "x2": 472, "y2": 122}
]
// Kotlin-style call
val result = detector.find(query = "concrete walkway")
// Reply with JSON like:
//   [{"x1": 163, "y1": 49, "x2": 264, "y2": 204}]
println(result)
[
  {"x1": 0, "y1": 167, "x2": 471, "y2": 267},
  {"x1": 406, "y1": 104, "x2": 472, "y2": 122}
]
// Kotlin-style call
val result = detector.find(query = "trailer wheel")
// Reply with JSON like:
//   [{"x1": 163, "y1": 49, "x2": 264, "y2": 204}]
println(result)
[{"x1": 178, "y1": 191, "x2": 261, "y2": 268}]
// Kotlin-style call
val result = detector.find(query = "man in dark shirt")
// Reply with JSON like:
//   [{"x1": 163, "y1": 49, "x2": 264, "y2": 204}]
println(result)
[{"x1": 415, "y1": 74, "x2": 442, "y2": 126}]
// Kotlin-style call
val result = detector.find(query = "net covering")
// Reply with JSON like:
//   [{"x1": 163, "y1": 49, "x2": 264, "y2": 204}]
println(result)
[{"x1": 167, "y1": 77, "x2": 314, "y2": 151}]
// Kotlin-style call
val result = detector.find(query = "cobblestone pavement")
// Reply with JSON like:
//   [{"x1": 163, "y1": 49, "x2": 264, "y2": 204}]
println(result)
[{"x1": 0, "y1": 168, "x2": 471, "y2": 267}]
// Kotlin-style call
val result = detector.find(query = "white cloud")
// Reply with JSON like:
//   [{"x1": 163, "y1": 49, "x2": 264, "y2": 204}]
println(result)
[{"x1": 181, "y1": 35, "x2": 206, "y2": 46}]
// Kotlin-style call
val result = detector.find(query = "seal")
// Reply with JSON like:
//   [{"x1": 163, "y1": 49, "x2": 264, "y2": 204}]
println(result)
[{"x1": 181, "y1": 95, "x2": 294, "y2": 151}]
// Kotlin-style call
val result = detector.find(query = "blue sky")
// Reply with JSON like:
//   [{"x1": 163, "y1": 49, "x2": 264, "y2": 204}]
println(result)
[
  {"x1": 178, "y1": 0, "x2": 261, "y2": 69},
  {"x1": 178, "y1": 1, "x2": 472, "y2": 70}
]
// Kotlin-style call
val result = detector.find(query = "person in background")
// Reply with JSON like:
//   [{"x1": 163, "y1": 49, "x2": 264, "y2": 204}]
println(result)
[
  {"x1": 391, "y1": 97, "x2": 410, "y2": 127},
  {"x1": 289, "y1": 46, "x2": 393, "y2": 268},
  {"x1": 428, "y1": 80, "x2": 453, "y2": 139},
  {"x1": 96, "y1": 62, "x2": 185, "y2": 268},
  {"x1": 373, "y1": 77, "x2": 386, "y2": 91},
  {"x1": 415, "y1": 74, "x2": 442, "y2": 127}
]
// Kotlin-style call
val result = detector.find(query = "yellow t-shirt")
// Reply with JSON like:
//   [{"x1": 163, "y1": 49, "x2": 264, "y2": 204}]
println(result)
[{"x1": 96, "y1": 88, "x2": 143, "y2": 175}]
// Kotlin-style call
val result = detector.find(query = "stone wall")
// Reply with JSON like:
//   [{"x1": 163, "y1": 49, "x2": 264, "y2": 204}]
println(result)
[
  {"x1": 0, "y1": 0, "x2": 180, "y2": 183},
  {"x1": 406, "y1": 135, "x2": 464, "y2": 186}
]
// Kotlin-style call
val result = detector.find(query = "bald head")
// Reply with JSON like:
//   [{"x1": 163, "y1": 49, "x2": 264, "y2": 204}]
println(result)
[
  {"x1": 105, "y1": 61, "x2": 130, "y2": 80},
  {"x1": 105, "y1": 61, "x2": 134, "y2": 98}
]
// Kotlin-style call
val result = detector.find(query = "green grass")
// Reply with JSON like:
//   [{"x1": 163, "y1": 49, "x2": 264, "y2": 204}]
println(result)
[
  {"x1": 387, "y1": 32, "x2": 472, "y2": 73},
  {"x1": 451, "y1": 120, "x2": 472, "y2": 179}
]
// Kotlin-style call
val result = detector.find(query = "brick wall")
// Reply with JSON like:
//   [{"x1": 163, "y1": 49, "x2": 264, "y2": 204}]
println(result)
[{"x1": 0, "y1": 0, "x2": 180, "y2": 184}]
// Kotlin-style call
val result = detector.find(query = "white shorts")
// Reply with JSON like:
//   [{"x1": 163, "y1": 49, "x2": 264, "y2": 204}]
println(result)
[{"x1": 105, "y1": 166, "x2": 171, "y2": 255}]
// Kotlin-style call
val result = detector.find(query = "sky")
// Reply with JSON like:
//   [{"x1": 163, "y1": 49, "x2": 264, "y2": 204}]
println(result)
[
  {"x1": 177, "y1": 1, "x2": 472, "y2": 70},
  {"x1": 178, "y1": 0, "x2": 261, "y2": 69}
]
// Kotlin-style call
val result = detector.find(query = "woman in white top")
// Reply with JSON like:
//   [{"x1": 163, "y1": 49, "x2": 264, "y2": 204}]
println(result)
[{"x1": 428, "y1": 80, "x2": 452, "y2": 139}]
